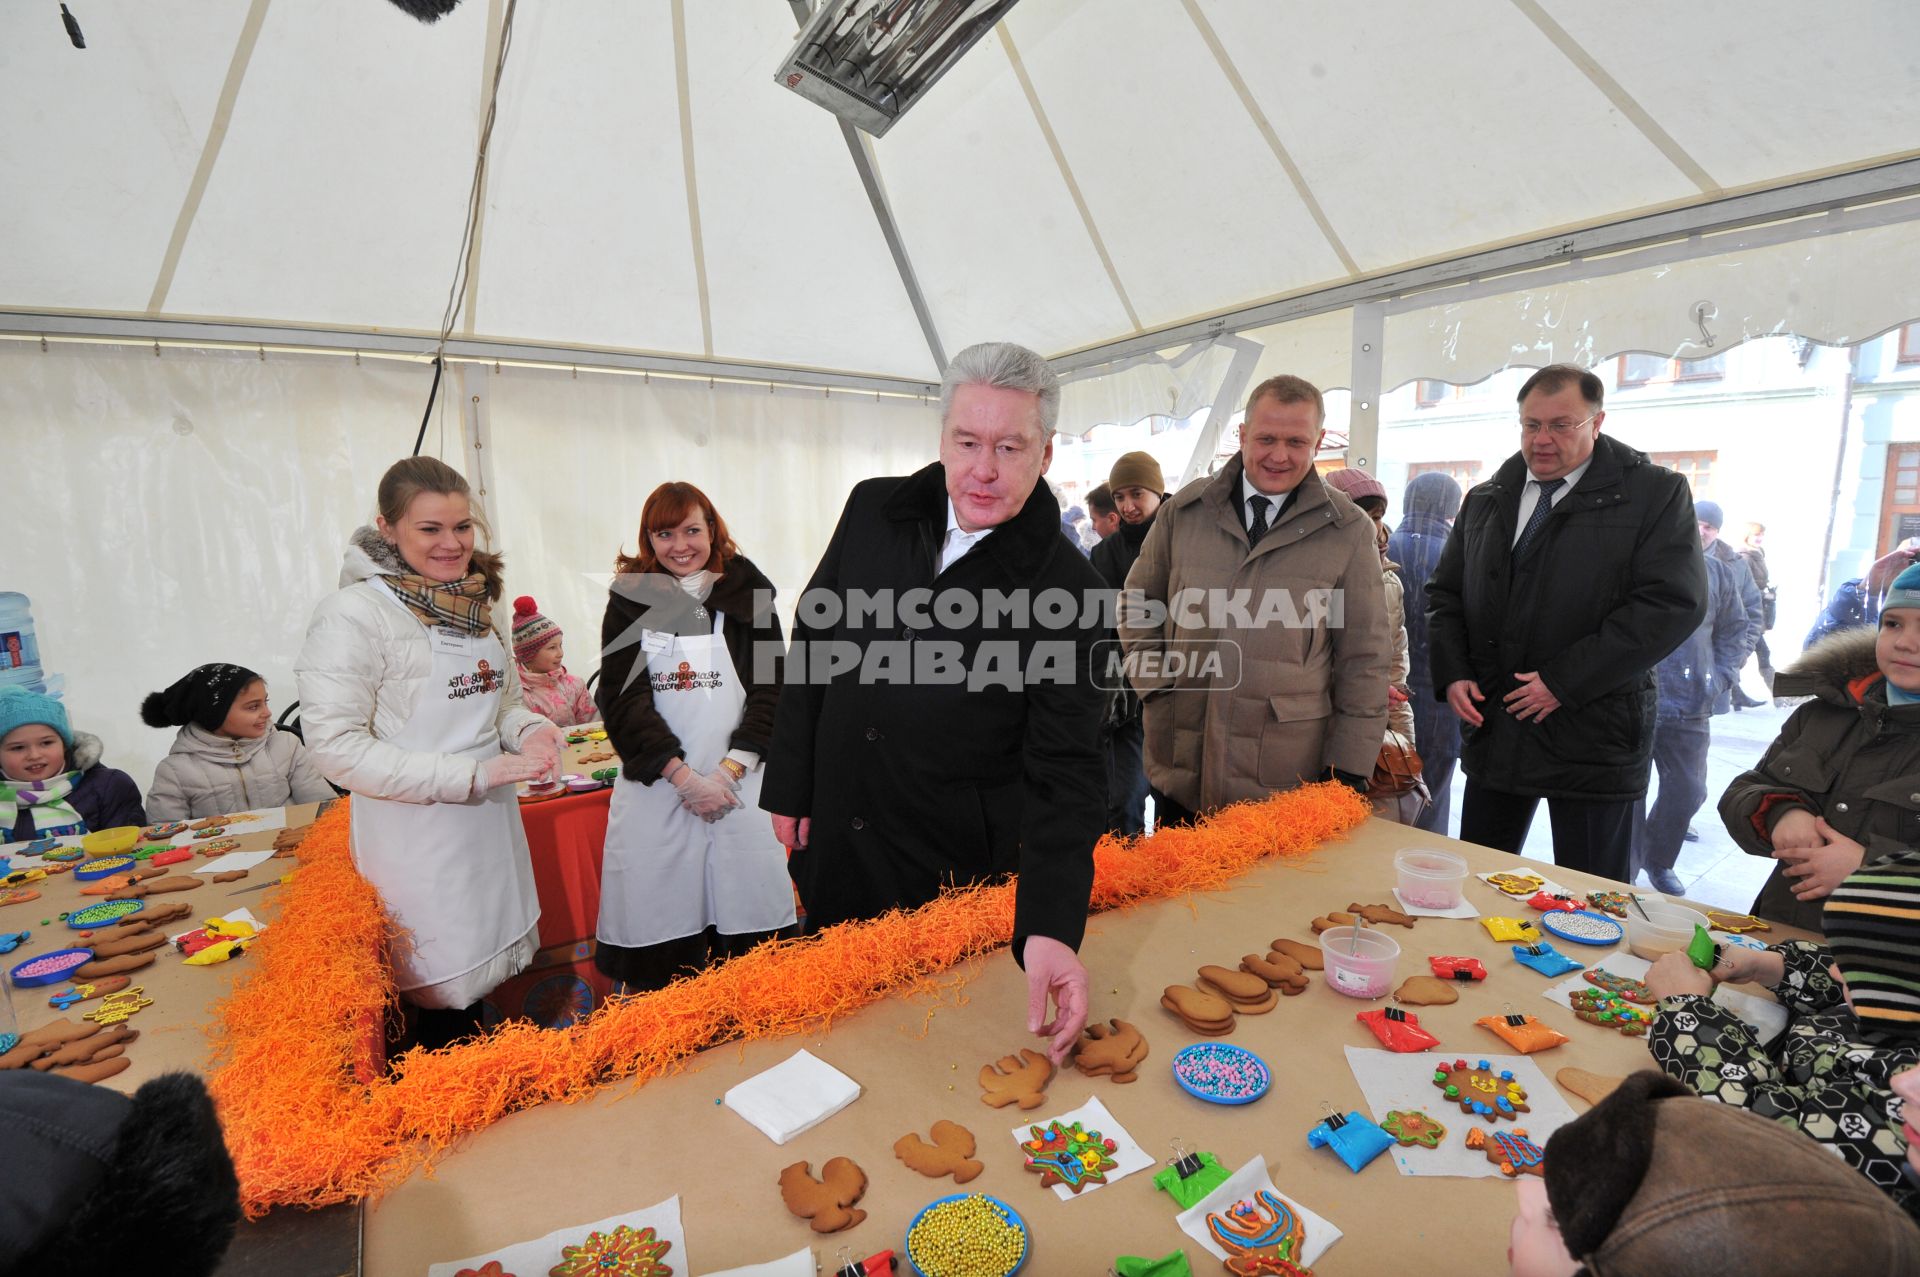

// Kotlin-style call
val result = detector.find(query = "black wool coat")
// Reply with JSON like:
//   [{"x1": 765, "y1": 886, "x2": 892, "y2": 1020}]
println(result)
[
  {"x1": 1426, "y1": 433, "x2": 1708, "y2": 800},
  {"x1": 596, "y1": 554, "x2": 785, "y2": 784},
  {"x1": 760, "y1": 461, "x2": 1108, "y2": 958}
]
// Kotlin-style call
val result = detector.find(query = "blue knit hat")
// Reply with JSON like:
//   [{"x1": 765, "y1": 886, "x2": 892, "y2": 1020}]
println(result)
[
  {"x1": 1884, "y1": 562, "x2": 1920, "y2": 613},
  {"x1": 0, "y1": 686, "x2": 71, "y2": 749}
]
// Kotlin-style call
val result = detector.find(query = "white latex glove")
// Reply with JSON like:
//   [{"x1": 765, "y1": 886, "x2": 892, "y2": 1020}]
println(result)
[
  {"x1": 518, "y1": 722, "x2": 566, "y2": 780},
  {"x1": 695, "y1": 766, "x2": 743, "y2": 824},
  {"x1": 474, "y1": 751, "x2": 548, "y2": 796},
  {"x1": 672, "y1": 764, "x2": 740, "y2": 820}
]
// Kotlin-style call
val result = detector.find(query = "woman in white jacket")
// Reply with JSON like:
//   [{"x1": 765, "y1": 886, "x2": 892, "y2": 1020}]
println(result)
[
  {"x1": 141, "y1": 663, "x2": 335, "y2": 820},
  {"x1": 295, "y1": 457, "x2": 562, "y2": 1050}
]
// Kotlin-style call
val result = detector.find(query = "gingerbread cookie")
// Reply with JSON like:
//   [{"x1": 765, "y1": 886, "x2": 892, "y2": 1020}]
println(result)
[
  {"x1": 1706, "y1": 909, "x2": 1770, "y2": 934},
  {"x1": 1555, "y1": 1067, "x2": 1624, "y2": 1107},
  {"x1": 1486, "y1": 871, "x2": 1547, "y2": 896},
  {"x1": 1466, "y1": 1125, "x2": 1546, "y2": 1178},
  {"x1": 1309, "y1": 911, "x2": 1356, "y2": 934},
  {"x1": 551, "y1": 1224, "x2": 673, "y2": 1276},
  {"x1": 191, "y1": 826, "x2": 229, "y2": 841},
  {"x1": 1161, "y1": 984, "x2": 1236, "y2": 1036},
  {"x1": 1240, "y1": 951, "x2": 1309, "y2": 995},
  {"x1": 0, "y1": 1019, "x2": 100, "y2": 1069},
  {"x1": 52, "y1": 1056, "x2": 129, "y2": 1084},
  {"x1": 1197, "y1": 965, "x2": 1279, "y2": 1014},
  {"x1": 105, "y1": 875, "x2": 203, "y2": 900},
  {"x1": 1205, "y1": 1190, "x2": 1307, "y2": 1273},
  {"x1": 124, "y1": 900, "x2": 193, "y2": 928},
  {"x1": 1569, "y1": 988, "x2": 1652, "y2": 1036},
  {"x1": 777, "y1": 1158, "x2": 867, "y2": 1233},
  {"x1": 1582, "y1": 968, "x2": 1653, "y2": 1004},
  {"x1": 1268, "y1": 938, "x2": 1324, "y2": 971},
  {"x1": 1586, "y1": 891, "x2": 1633, "y2": 918},
  {"x1": 1381, "y1": 1109, "x2": 1447, "y2": 1149},
  {"x1": 1393, "y1": 975, "x2": 1460, "y2": 1006},
  {"x1": 72, "y1": 951, "x2": 156, "y2": 980},
  {"x1": 1022, "y1": 1119, "x2": 1119, "y2": 1193},
  {"x1": 86, "y1": 928, "x2": 167, "y2": 959},
  {"x1": 30, "y1": 1025, "x2": 138, "y2": 1070},
  {"x1": 142, "y1": 821, "x2": 188, "y2": 840},
  {"x1": 212, "y1": 870, "x2": 250, "y2": 883},
  {"x1": 1433, "y1": 1057, "x2": 1530, "y2": 1122},
  {"x1": 1073, "y1": 1018, "x2": 1149, "y2": 1082},
  {"x1": 978, "y1": 1049, "x2": 1055, "y2": 1110},
  {"x1": 893, "y1": 1120, "x2": 983, "y2": 1183},
  {"x1": 1346, "y1": 901, "x2": 1417, "y2": 928},
  {"x1": 196, "y1": 838, "x2": 241, "y2": 857}
]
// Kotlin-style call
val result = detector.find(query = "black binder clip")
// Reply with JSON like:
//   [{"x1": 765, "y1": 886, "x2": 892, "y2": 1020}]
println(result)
[{"x1": 1169, "y1": 1137, "x2": 1203, "y2": 1179}]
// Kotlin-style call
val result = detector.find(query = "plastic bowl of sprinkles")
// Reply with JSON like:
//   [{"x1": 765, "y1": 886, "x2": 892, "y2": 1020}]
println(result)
[
  {"x1": 10, "y1": 947, "x2": 94, "y2": 988},
  {"x1": 1541, "y1": 909, "x2": 1625, "y2": 947},
  {"x1": 907, "y1": 1192, "x2": 1028, "y2": 1277},
  {"x1": 73, "y1": 855, "x2": 136, "y2": 881},
  {"x1": 67, "y1": 899, "x2": 145, "y2": 929},
  {"x1": 1172, "y1": 1042, "x2": 1272, "y2": 1105}
]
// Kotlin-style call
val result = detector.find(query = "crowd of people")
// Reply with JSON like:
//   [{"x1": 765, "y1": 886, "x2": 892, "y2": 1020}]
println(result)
[{"x1": 6, "y1": 343, "x2": 1920, "y2": 1266}]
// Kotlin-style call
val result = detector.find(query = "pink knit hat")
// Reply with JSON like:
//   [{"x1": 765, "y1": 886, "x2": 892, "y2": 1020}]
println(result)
[
  {"x1": 1323, "y1": 467, "x2": 1388, "y2": 513},
  {"x1": 511, "y1": 596, "x2": 562, "y2": 662}
]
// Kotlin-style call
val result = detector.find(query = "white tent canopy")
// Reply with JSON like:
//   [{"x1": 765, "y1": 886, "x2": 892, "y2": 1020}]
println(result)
[{"x1": 6, "y1": 0, "x2": 1919, "y2": 388}]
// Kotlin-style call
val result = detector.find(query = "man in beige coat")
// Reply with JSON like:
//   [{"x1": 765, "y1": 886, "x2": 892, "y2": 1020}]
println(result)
[{"x1": 1118, "y1": 375, "x2": 1391, "y2": 824}]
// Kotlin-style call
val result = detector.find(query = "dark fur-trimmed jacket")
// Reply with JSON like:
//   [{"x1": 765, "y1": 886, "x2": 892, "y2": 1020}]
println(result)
[
  {"x1": 1647, "y1": 939, "x2": 1920, "y2": 1220},
  {"x1": 1718, "y1": 628, "x2": 1920, "y2": 929},
  {"x1": 596, "y1": 555, "x2": 784, "y2": 783}
]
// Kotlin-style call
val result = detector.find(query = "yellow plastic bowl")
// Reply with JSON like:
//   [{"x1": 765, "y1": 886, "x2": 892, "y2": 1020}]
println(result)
[{"x1": 80, "y1": 825, "x2": 141, "y2": 856}]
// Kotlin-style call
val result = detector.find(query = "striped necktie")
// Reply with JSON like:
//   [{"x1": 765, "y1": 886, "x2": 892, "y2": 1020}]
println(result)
[{"x1": 1512, "y1": 478, "x2": 1565, "y2": 561}]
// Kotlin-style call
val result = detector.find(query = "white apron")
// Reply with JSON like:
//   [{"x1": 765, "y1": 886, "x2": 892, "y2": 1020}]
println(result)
[
  {"x1": 350, "y1": 587, "x2": 540, "y2": 1007},
  {"x1": 597, "y1": 610, "x2": 796, "y2": 949}
]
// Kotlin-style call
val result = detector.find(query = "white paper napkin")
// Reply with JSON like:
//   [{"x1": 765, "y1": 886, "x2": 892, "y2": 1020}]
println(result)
[
  {"x1": 700, "y1": 1247, "x2": 813, "y2": 1277},
  {"x1": 1391, "y1": 887, "x2": 1482, "y2": 919},
  {"x1": 1175, "y1": 1155, "x2": 1341, "y2": 1266},
  {"x1": 192, "y1": 850, "x2": 276, "y2": 876},
  {"x1": 1008, "y1": 1094, "x2": 1152, "y2": 1200},
  {"x1": 1343, "y1": 1046, "x2": 1582, "y2": 1178},
  {"x1": 724, "y1": 1049, "x2": 861, "y2": 1145},
  {"x1": 1541, "y1": 952, "x2": 1787, "y2": 1044},
  {"x1": 428, "y1": 1195, "x2": 685, "y2": 1277}
]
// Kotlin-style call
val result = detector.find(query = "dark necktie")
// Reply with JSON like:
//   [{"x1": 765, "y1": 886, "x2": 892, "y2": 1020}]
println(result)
[
  {"x1": 1512, "y1": 478, "x2": 1566, "y2": 561},
  {"x1": 1248, "y1": 495, "x2": 1273, "y2": 544}
]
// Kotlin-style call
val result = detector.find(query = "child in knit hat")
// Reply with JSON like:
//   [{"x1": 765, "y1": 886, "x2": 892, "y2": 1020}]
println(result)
[
  {"x1": 1644, "y1": 849, "x2": 1920, "y2": 1220},
  {"x1": 1, "y1": 687, "x2": 145, "y2": 841},
  {"x1": 1509, "y1": 1070, "x2": 1919, "y2": 1275},
  {"x1": 141, "y1": 664, "x2": 335, "y2": 821},
  {"x1": 512, "y1": 596, "x2": 596, "y2": 728}
]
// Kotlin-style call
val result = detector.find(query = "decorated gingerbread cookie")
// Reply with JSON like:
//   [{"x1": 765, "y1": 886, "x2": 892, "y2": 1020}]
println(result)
[
  {"x1": 1486, "y1": 871, "x2": 1546, "y2": 896},
  {"x1": 1581, "y1": 968, "x2": 1653, "y2": 1004},
  {"x1": 893, "y1": 1120, "x2": 983, "y2": 1183},
  {"x1": 1433, "y1": 1057, "x2": 1530, "y2": 1122},
  {"x1": 1021, "y1": 1119, "x2": 1119, "y2": 1193},
  {"x1": 1205, "y1": 1190, "x2": 1307, "y2": 1274},
  {"x1": 1380, "y1": 1109, "x2": 1447, "y2": 1149},
  {"x1": 978, "y1": 1049, "x2": 1055, "y2": 1110},
  {"x1": 1586, "y1": 891, "x2": 1633, "y2": 918},
  {"x1": 1466, "y1": 1125, "x2": 1547, "y2": 1178},
  {"x1": 142, "y1": 821, "x2": 188, "y2": 840},
  {"x1": 777, "y1": 1158, "x2": 867, "y2": 1233},
  {"x1": 1569, "y1": 988, "x2": 1652, "y2": 1036},
  {"x1": 196, "y1": 837, "x2": 242, "y2": 857},
  {"x1": 550, "y1": 1224, "x2": 673, "y2": 1276},
  {"x1": 1706, "y1": 909, "x2": 1770, "y2": 934}
]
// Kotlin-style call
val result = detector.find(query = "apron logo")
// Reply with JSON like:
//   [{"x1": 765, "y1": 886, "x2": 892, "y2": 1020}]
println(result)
[
  {"x1": 651, "y1": 661, "x2": 723, "y2": 693},
  {"x1": 447, "y1": 659, "x2": 504, "y2": 699}
]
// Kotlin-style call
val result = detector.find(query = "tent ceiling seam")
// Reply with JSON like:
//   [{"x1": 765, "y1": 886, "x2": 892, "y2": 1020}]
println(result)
[
  {"x1": 1509, "y1": 0, "x2": 1718, "y2": 195},
  {"x1": 1181, "y1": 0, "x2": 1359, "y2": 276},
  {"x1": 672, "y1": 0, "x2": 715, "y2": 357},
  {"x1": 999, "y1": 28, "x2": 1142, "y2": 332},
  {"x1": 144, "y1": 0, "x2": 272, "y2": 315},
  {"x1": 458, "y1": 0, "x2": 507, "y2": 337}
]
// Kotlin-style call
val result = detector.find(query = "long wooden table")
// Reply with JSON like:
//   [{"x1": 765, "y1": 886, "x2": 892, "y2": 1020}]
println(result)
[{"x1": 361, "y1": 818, "x2": 1799, "y2": 1276}]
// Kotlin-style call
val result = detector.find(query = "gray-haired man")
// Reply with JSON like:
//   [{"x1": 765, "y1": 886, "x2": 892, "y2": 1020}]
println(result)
[{"x1": 760, "y1": 341, "x2": 1108, "y2": 1064}]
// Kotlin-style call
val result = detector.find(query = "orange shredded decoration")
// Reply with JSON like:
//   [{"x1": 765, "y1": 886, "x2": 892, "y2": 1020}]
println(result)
[{"x1": 208, "y1": 783, "x2": 1368, "y2": 1215}]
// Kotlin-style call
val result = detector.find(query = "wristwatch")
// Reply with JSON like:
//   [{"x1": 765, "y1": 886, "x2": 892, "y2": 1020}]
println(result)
[{"x1": 719, "y1": 758, "x2": 748, "y2": 781}]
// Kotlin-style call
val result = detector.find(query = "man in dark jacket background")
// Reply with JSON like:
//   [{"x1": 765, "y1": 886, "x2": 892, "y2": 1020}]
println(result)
[
  {"x1": 761, "y1": 341, "x2": 1107, "y2": 1064},
  {"x1": 1695, "y1": 501, "x2": 1766, "y2": 710},
  {"x1": 1630, "y1": 519, "x2": 1756, "y2": 894},
  {"x1": 1427, "y1": 364, "x2": 1707, "y2": 882},
  {"x1": 1090, "y1": 450, "x2": 1166, "y2": 835},
  {"x1": 1389, "y1": 472, "x2": 1464, "y2": 834}
]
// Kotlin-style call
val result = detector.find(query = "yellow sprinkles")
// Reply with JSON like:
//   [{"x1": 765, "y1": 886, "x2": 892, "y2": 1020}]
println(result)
[{"x1": 907, "y1": 1193, "x2": 1026, "y2": 1277}]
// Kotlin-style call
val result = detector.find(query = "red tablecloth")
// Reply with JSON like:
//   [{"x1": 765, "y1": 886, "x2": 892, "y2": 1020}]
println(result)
[{"x1": 515, "y1": 788, "x2": 611, "y2": 948}]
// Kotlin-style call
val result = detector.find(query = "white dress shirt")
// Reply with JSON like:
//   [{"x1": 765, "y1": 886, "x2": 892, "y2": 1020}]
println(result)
[
  {"x1": 1239, "y1": 472, "x2": 1295, "y2": 535},
  {"x1": 939, "y1": 500, "x2": 995, "y2": 572},
  {"x1": 1511, "y1": 455, "x2": 1594, "y2": 546}
]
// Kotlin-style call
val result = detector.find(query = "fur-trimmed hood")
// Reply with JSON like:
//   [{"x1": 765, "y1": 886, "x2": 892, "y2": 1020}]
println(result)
[
  {"x1": 69, "y1": 729, "x2": 104, "y2": 772},
  {"x1": 341, "y1": 525, "x2": 504, "y2": 601},
  {"x1": 1775, "y1": 626, "x2": 1884, "y2": 707}
]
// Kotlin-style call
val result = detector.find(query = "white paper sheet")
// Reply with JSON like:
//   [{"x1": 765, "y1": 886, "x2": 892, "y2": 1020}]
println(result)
[
  {"x1": 1174, "y1": 1154, "x2": 1342, "y2": 1267},
  {"x1": 724, "y1": 1049, "x2": 861, "y2": 1145},
  {"x1": 428, "y1": 1195, "x2": 685, "y2": 1277},
  {"x1": 1541, "y1": 952, "x2": 1788, "y2": 1045},
  {"x1": 1391, "y1": 886, "x2": 1482, "y2": 919},
  {"x1": 191, "y1": 849, "x2": 277, "y2": 876},
  {"x1": 1343, "y1": 1046, "x2": 1583, "y2": 1178},
  {"x1": 1009, "y1": 1094, "x2": 1152, "y2": 1201},
  {"x1": 699, "y1": 1247, "x2": 813, "y2": 1277},
  {"x1": 167, "y1": 906, "x2": 264, "y2": 943}
]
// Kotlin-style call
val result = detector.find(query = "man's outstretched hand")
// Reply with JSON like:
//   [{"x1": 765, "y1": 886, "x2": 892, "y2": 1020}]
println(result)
[{"x1": 1023, "y1": 934, "x2": 1090, "y2": 1067}]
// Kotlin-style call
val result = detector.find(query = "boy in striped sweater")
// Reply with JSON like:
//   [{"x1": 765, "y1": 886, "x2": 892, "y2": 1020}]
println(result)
[{"x1": 1644, "y1": 851, "x2": 1920, "y2": 1219}]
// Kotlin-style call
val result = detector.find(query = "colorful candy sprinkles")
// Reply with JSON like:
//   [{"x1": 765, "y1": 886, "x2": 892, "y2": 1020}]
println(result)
[{"x1": 1171, "y1": 1042, "x2": 1272, "y2": 1104}]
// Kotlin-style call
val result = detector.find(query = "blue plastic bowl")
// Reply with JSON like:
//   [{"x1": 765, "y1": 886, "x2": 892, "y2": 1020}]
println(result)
[
  {"x1": 1172, "y1": 1042, "x2": 1273, "y2": 1105},
  {"x1": 1541, "y1": 909, "x2": 1625, "y2": 946},
  {"x1": 905, "y1": 1192, "x2": 1028, "y2": 1277}
]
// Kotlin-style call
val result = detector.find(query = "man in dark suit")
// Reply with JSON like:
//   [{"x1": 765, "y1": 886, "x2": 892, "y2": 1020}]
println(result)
[
  {"x1": 1426, "y1": 364, "x2": 1707, "y2": 882},
  {"x1": 761, "y1": 342, "x2": 1107, "y2": 1064}
]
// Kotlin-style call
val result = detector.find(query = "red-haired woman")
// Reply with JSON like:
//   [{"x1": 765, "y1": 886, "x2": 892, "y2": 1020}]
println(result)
[{"x1": 594, "y1": 482, "x2": 795, "y2": 991}]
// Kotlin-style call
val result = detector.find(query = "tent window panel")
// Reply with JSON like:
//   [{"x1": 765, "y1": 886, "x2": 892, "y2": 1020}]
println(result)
[
  {"x1": 1408, "y1": 460, "x2": 1483, "y2": 485},
  {"x1": 1899, "y1": 323, "x2": 1920, "y2": 366},
  {"x1": 1619, "y1": 353, "x2": 1724, "y2": 386},
  {"x1": 1652, "y1": 450, "x2": 1716, "y2": 500},
  {"x1": 1415, "y1": 379, "x2": 1451, "y2": 407},
  {"x1": 1674, "y1": 353, "x2": 1726, "y2": 382},
  {"x1": 1618, "y1": 354, "x2": 1667, "y2": 387},
  {"x1": 1881, "y1": 443, "x2": 1920, "y2": 556}
]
